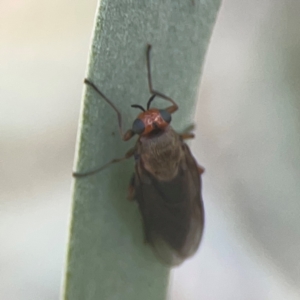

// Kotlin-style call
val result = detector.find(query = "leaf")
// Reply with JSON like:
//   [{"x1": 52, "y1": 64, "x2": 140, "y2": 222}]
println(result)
[{"x1": 62, "y1": 0, "x2": 221, "y2": 299}]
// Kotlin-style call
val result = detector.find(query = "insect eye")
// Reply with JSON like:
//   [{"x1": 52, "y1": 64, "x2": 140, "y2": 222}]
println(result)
[
  {"x1": 132, "y1": 118, "x2": 145, "y2": 134},
  {"x1": 159, "y1": 110, "x2": 172, "y2": 124}
]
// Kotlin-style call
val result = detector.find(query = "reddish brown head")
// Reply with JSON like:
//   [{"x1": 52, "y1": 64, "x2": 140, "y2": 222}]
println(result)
[{"x1": 131, "y1": 95, "x2": 172, "y2": 136}]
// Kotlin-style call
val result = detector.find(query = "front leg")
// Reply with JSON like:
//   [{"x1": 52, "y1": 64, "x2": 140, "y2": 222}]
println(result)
[{"x1": 73, "y1": 147, "x2": 135, "y2": 178}]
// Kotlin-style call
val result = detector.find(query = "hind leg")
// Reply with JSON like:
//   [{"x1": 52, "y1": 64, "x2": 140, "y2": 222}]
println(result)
[{"x1": 127, "y1": 173, "x2": 136, "y2": 201}]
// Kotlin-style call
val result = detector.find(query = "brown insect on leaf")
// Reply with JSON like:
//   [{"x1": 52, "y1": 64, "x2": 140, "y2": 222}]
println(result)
[{"x1": 73, "y1": 44, "x2": 205, "y2": 266}]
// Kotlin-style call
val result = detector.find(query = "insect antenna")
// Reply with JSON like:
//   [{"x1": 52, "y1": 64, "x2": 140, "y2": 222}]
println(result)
[
  {"x1": 146, "y1": 94, "x2": 157, "y2": 110},
  {"x1": 131, "y1": 104, "x2": 146, "y2": 112}
]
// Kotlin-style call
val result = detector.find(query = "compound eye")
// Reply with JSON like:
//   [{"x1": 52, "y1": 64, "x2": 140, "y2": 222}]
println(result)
[
  {"x1": 159, "y1": 110, "x2": 172, "y2": 124},
  {"x1": 132, "y1": 118, "x2": 145, "y2": 134}
]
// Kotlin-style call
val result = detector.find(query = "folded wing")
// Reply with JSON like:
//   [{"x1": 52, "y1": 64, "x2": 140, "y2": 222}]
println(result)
[{"x1": 134, "y1": 143, "x2": 204, "y2": 266}]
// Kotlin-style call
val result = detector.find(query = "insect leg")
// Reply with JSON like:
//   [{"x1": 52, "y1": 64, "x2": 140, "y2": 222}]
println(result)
[
  {"x1": 146, "y1": 44, "x2": 178, "y2": 114},
  {"x1": 73, "y1": 147, "x2": 135, "y2": 178},
  {"x1": 127, "y1": 174, "x2": 136, "y2": 201},
  {"x1": 179, "y1": 124, "x2": 196, "y2": 140},
  {"x1": 181, "y1": 124, "x2": 195, "y2": 133},
  {"x1": 179, "y1": 125, "x2": 205, "y2": 174},
  {"x1": 84, "y1": 79, "x2": 135, "y2": 141},
  {"x1": 198, "y1": 165, "x2": 205, "y2": 174},
  {"x1": 180, "y1": 133, "x2": 195, "y2": 140}
]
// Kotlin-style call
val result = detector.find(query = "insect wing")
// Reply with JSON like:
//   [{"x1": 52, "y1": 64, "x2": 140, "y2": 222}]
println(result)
[{"x1": 134, "y1": 143, "x2": 204, "y2": 266}]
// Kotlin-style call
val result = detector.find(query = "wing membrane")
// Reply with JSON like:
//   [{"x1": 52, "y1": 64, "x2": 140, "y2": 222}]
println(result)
[{"x1": 134, "y1": 143, "x2": 204, "y2": 266}]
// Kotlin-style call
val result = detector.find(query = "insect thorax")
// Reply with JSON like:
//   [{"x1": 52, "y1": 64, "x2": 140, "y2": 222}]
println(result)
[{"x1": 138, "y1": 126, "x2": 184, "y2": 181}]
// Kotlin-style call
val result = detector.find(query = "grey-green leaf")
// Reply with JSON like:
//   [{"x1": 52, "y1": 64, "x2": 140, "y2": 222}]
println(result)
[{"x1": 62, "y1": 0, "x2": 221, "y2": 299}]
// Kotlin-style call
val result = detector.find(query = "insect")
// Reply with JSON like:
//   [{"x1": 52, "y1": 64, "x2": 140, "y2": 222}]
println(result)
[{"x1": 73, "y1": 44, "x2": 205, "y2": 266}]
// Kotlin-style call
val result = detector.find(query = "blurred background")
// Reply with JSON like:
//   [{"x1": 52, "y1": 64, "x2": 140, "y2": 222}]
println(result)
[{"x1": 1, "y1": 0, "x2": 300, "y2": 299}]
